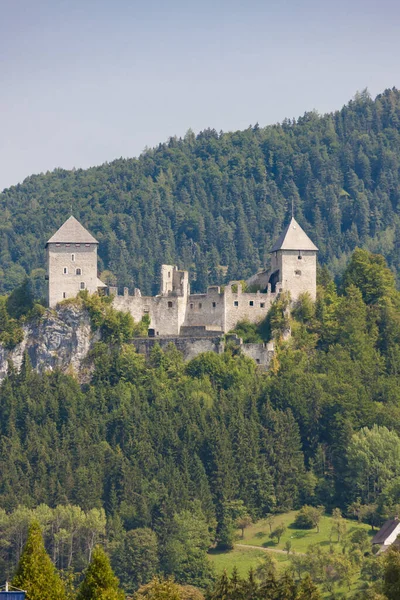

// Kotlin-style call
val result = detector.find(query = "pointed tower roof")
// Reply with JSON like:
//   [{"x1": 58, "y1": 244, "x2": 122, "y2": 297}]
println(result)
[
  {"x1": 46, "y1": 216, "x2": 98, "y2": 245},
  {"x1": 270, "y1": 217, "x2": 318, "y2": 252}
]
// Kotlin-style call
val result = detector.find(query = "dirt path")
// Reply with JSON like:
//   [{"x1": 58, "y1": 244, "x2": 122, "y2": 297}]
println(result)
[{"x1": 235, "y1": 543, "x2": 305, "y2": 556}]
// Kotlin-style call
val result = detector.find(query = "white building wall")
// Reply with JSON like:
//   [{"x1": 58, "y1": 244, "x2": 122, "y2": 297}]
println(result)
[
  {"x1": 384, "y1": 523, "x2": 400, "y2": 546},
  {"x1": 47, "y1": 243, "x2": 99, "y2": 308}
]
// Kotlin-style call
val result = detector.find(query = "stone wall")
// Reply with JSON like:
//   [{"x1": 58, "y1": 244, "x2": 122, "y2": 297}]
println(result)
[
  {"x1": 280, "y1": 250, "x2": 317, "y2": 301},
  {"x1": 131, "y1": 336, "x2": 224, "y2": 361},
  {"x1": 183, "y1": 287, "x2": 225, "y2": 328},
  {"x1": 223, "y1": 284, "x2": 275, "y2": 333},
  {"x1": 112, "y1": 292, "x2": 188, "y2": 336},
  {"x1": 47, "y1": 243, "x2": 99, "y2": 307}
]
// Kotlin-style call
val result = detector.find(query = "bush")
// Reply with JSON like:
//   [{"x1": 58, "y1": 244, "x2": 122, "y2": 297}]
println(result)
[{"x1": 293, "y1": 512, "x2": 315, "y2": 529}]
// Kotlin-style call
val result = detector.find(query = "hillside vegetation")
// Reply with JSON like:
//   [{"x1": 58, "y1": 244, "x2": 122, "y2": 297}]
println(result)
[
  {"x1": 2, "y1": 88, "x2": 400, "y2": 296},
  {"x1": 1, "y1": 248, "x2": 400, "y2": 597}
]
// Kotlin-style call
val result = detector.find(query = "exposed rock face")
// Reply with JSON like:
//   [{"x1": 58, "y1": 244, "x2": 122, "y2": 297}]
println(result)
[
  {"x1": 0, "y1": 305, "x2": 99, "y2": 383},
  {"x1": 0, "y1": 305, "x2": 275, "y2": 383}
]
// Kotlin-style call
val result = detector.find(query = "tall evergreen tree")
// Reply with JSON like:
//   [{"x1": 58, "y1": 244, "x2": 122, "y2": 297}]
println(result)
[
  {"x1": 12, "y1": 521, "x2": 66, "y2": 600},
  {"x1": 77, "y1": 546, "x2": 124, "y2": 600}
]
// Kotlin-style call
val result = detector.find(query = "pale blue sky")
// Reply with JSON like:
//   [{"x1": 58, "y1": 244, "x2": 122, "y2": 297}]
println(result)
[{"x1": 1, "y1": 0, "x2": 399, "y2": 191}]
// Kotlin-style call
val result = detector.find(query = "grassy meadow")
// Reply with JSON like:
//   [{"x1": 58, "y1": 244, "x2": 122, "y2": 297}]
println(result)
[{"x1": 208, "y1": 510, "x2": 375, "y2": 592}]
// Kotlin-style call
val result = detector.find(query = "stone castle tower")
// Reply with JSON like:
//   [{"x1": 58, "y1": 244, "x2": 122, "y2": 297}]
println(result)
[
  {"x1": 269, "y1": 217, "x2": 319, "y2": 301},
  {"x1": 46, "y1": 216, "x2": 106, "y2": 308}
]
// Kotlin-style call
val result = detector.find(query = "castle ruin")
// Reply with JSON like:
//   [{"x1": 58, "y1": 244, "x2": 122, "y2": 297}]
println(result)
[{"x1": 46, "y1": 216, "x2": 318, "y2": 339}]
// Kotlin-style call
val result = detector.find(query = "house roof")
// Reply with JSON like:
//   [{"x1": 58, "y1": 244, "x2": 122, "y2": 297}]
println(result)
[
  {"x1": 372, "y1": 519, "x2": 400, "y2": 544},
  {"x1": 46, "y1": 216, "x2": 98, "y2": 245},
  {"x1": 270, "y1": 217, "x2": 318, "y2": 253}
]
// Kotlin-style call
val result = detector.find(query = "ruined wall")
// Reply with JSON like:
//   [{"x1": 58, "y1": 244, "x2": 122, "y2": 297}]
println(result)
[
  {"x1": 183, "y1": 287, "x2": 225, "y2": 329},
  {"x1": 131, "y1": 336, "x2": 224, "y2": 361},
  {"x1": 240, "y1": 341, "x2": 275, "y2": 368},
  {"x1": 223, "y1": 284, "x2": 275, "y2": 333},
  {"x1": 47, "y1": 243, "x2": 99, "y2": 308},
  {"x1": 131, "y1": 336, "x2": 274, "y2": 369},
  {"x1": 112, "y1": 291, "x2": 188, "y2": 336}
]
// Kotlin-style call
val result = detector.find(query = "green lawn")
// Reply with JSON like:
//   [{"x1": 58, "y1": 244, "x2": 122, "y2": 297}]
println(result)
[
  {"x1": 208, "y1": 546, "x2": 269, "y2": 577},
  {"x1": 238, "y1": 510, "x2": 373, "y2": 553}
]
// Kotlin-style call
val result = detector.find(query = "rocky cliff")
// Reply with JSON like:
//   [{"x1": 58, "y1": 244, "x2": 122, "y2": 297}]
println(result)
[
  {"x1": 0, "y1": 305, "x2": 275, "y2": 383},
  {"x1": 0, "y1": 305, "x2": 99, "y2": 383}
]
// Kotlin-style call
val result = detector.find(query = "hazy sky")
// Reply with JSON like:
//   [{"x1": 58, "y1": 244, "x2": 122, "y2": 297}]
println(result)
[{"x1": 1, "y1": 0, "x2": 399, "y2": 191}]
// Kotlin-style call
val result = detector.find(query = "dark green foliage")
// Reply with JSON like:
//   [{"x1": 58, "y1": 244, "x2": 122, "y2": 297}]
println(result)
[
  {"x1": 3, "y1": 89, "x2": 400, "y2": 295},
  {"x1": 78, "y1": 290, "x2": 149, "y2": 342},
  {"x1": 293, "y1": 506, "x2": 323, "y2": 531},
  {"x1": 113, "y1": 528, "x2": 158, "y2": 593},
  {"x1": 0, "y1": 296, "x2": 24, "y2": 348},
  {"x1": 6, "y1": 278, "x2": 34, "y2": 319}
]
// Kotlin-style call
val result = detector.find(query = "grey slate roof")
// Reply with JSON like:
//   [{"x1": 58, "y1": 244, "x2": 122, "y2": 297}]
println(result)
[
  {"x1": 270, "y1": 217, "x2": 318, "y2": 252},
  {"x1": 46, "y1": 216, "x2": 98, "y2": 245},
  {"x1": 372, "y1": 519, "x2": 400, "y2": 544}
]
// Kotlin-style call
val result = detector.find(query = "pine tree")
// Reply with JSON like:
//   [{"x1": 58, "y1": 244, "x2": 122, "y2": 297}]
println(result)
[
  {"x1": 296, "y1": 574, "x2": 321, "y2": 600},
  {"x1": 77, "y1": 545, "x2": 124, "y2": 600},
  {"x1": 12, "y1": 521, "x2": 66, "y2": 600}
]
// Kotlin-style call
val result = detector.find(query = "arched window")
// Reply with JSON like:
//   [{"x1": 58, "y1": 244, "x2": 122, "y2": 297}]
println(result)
[
  {"x1": 80, "y1": 282, "x2": 85, "y2": 290},
  {"x1": 63, "y1": 267, "x2": 68, "y2": 274},
  {"x1": 71, "y1": 254, "x2": 75, "y2": 262},
  {"x1": 76, "y1": 268, "x2": 82, "y2": 275}
]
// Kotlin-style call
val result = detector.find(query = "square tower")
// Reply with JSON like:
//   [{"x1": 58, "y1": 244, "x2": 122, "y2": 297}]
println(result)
[
  {"x1": 46, "y1": 216, "x2": 105, "y2": 308},
  {"x1": 269, "y1": 217, "x2": 318, "y2": 301}
]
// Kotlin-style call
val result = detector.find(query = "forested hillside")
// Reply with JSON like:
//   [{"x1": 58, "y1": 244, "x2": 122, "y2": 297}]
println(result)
[
  {"x1": 2, "y1": 88, "x2": 400, "y2": 296},
  {"x1": 2, "y1": 249, "x2": 400, "y2": 597}
]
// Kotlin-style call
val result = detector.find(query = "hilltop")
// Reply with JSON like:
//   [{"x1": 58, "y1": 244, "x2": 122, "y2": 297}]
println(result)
[{"x1": 1, "y1": 88, "x2": 400, "y2": 297}]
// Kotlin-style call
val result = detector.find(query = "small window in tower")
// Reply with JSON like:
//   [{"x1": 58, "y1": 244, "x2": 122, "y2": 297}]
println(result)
[
  {"x1": 298, "y1": 251, "x2": 302, "y2": 260},
  {"x1": 80, "y1": 282, "x2": 85, "y2": 290},
  {"x1": 143, "y1": 306, "x2": 150, "y2": 314},
  {"x1": 66, "y1": 244, "x2": 70, "y2": 247},
  {"x1": 295, "y1": 270, "x2": 302, "y2": 276},
  {"x1": 76, "y1": 268, "x2": 82, "y2": 275},
  {"x1": 260, "y1": 302, "x2": 265, "y2": 308},
  {"x1": 249, "y1": 301, "x2": 254, "y2": 306},
  {"x1": 168, "y1": 271, "x2": 171, "y2": 278},
  {"x1": 190, "y1": 303, "x2": 194, "y2": 309},
  {"x1": 63, "y1": 267, "x2": 68, "y2": 274},
  {"x1": 212, "y1": 302, "x2": 216, "y2": 308},
  {"x1": 234, "y1": 301, "x2": 239, "y2": 307},
  {"x1": 199, "y1": 303, "x2": 202, "y2": 309},
  {"x1": 63, "y1": 292, "x2": 66, "y2": 299},
  {"x1": 71, "y1": 254, "x2": 75, "y2": 261},
  {"x1": 168, "y1": 301, "x2": 173, "y2": 308}
]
